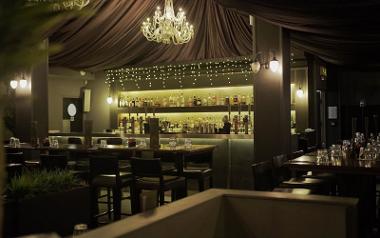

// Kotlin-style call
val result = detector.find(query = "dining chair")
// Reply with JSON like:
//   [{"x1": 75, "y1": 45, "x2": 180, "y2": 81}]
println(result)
[{"x1": 40, "y1": 154, "x2": 68, "y2": 171}]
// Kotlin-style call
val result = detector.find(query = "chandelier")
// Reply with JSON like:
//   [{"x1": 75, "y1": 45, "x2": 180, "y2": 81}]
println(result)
[{"x1": 141, "y1": 0, "x2": 194, "y2": 45}]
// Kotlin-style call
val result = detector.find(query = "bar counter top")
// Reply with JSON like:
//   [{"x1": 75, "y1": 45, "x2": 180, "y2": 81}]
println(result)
[{"x1": 49, "y1": 132, "x2": 253, "y2": 139}]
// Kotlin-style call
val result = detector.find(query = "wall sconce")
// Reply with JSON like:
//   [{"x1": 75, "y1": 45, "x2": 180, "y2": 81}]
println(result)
[
  {"x1": 10, "y1": 73, "x2": 28, "y2": 89},
  {"x1": 296, "y1": 86, "x2": 304, "y2": 98},
  {"x1": 106, "y1": 96, "x2": 113, "y2": 105},
  {"x1": 250, "y1": 50, "x2": 280, "y2": 74},
  {"x1": 10, "y1": 80, "x2": 18, "y2": 89}
]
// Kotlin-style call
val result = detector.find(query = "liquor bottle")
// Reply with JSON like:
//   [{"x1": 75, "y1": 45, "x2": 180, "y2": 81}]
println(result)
[
  {"x1": 225, "y1": 96, "x2": 230, "y2": 106},
  {"x1": 233, "y1": 95, "x2": 239, "y2": 105},
  {"x1": 187, "y1": 96, "x2": 193, "y2": 107},
  {"x1": 132, "y1": 98, "x2": 135, "y2": 107},
  {"x1": 197, "y1": 97, "x2": 202, "y2": 106},
  {"x1": 202, "y1": 97, "x2": 208, "y2": 106},
  {"x1": 180, "y1": 93, "x2": 185, "y2": 107},
  {"x1": 241, "y1": 95, "x2": 246, "y2": 105},
  {"x1": 212, "y1": 95, "x2": 217, "y2": 106},
  {"x1": 193, "y1": 96, "x2": 197, "y2": 107}
]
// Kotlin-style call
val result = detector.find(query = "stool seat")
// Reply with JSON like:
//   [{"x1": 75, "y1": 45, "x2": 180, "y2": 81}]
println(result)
[
  {"x1": 280, "y1": 177, "x2": 326, "y2": 190},
  {"x1": 136, "y1": 176, "x2": 186, "y2": 190},
  {"x1": 92, "y1": 172, "x2": 132, "y2": 187},
  {"x1": 302, "y1": 172, "x2": 335, "y2": 179}
]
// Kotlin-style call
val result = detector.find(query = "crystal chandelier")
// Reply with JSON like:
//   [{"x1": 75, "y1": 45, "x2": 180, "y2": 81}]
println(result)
[{"x1": 141, "y1": 0, "x2": 194, "y2": 45}]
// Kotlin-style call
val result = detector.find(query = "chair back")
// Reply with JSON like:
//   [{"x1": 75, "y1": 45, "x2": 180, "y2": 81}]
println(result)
[
  {"x1": 68, "y1": 137, "x2": 82, "y2": 144},
  {"x1": 184, "y1": 151, "x2": 213, "y2": 167},
  {"x1": 89, "y1": 155, "x2": 120, "y2": 178},
  {"x1": 40, "y1": 154, "x2": 67, "y2": 170},
  {"x1": 251, "y1": 161, "x2": 274, "y2": 191},
  {"x1": 272, "y1": 154, "x2": 290, "y2": 185},
  {"x1": 6, "y1": 152, "x2": 24, "y2": 164},
  {"x1": 97, "y1": 137, "x2": 123, "y2": 145},
  {"x1": 130, "y1": 157, "x2": 162, "y2": 178}
]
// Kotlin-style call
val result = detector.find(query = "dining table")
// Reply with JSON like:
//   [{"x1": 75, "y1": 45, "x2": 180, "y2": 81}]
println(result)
[
  {"x1": 4, "y1": 143, "x2": 216, "y2": 174},
  {"x1": 286, "y1": 154, "x2": 380, "y2": 236}
]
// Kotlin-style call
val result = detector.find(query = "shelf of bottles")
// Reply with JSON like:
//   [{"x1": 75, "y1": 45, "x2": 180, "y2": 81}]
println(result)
[{"x1": 117, "y1": 86, "x2": 254, "y2": 135}]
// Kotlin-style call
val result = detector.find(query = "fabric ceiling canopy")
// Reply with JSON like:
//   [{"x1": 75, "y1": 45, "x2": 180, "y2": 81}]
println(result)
[
  {"x1": 216, "y1": 0, "x2": 380, "y2": 67},
  {"x1": 49, "y1": 0, "x2": 252, "y2": 71}
]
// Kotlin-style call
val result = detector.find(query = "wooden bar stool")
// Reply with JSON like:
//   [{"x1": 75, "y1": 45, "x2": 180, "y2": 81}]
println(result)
[
  {"x1": 89, "y1": 155, "x2": 134, "y2": 226},
  {"x1": 130, "y1": 157, "x2": 187, "y2": 213}
]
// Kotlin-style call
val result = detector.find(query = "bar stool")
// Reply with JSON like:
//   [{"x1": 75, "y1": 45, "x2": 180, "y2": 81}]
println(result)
[
  {"x1": 155, "y1": 151, "x2": 212, "y2": 192},
  {"x1": 89, "y1": 155, "x2": 133, "y2": 226},
  {"x1": 130, "y1": 157, "x2": 187, "y2": 213}
]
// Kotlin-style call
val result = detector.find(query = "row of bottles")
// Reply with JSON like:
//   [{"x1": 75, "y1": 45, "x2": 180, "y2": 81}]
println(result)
[
  {"x1": 118, "y1": 94, "x2": 254, "y2": 108},
  {"x1": 117, "y1": 114, "x2": 253, "y2": 135}
]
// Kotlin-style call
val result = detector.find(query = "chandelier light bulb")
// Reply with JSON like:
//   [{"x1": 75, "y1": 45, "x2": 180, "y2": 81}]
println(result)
[
  {"x1": 106, "y1": 96, "x2": 113, "y2": 105},
  {"x1": 10, "y1": 80, "x2": 18, "y2": 89},
  {"x1": 251, "y1": 61, "x2": 261, "y2": 74},
  {"x1": 296, "y1": 87, "x2": 304, "y2": 98},
  {"x1": 269, "y1": 57, "x2": 279, "y2": 72},
  {"x1": 19, "y1": 79, "x2": 28, "y2": 88}
]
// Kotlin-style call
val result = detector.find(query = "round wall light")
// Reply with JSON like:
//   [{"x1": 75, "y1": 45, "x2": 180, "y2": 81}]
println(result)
[
  {"x1": 269, "y1": 57, "x2": 279, "y2": 72},
  {"x1": 251, "y1": 60, "x2": 261, "y2": 74},
  {"x1": 296, "y1": 87, "x2": 304, "y2": 98},
  {"x1": 10, "y1": 80, "x2": 18, "y2": 89},
  {"x1": 19, "y1": 79, "x2": 28, "y2": 88},
  {"x1": 106, "y1": 96, "x2": 113, "y2": 105}
]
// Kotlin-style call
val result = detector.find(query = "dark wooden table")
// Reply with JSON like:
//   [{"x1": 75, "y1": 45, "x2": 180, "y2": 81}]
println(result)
[
  {"x1": 286, "y1": 155, "x2": 379, "y2": 236},
  {"x1": 5, "y1": 143, "x2": 216, "y2": 174}
]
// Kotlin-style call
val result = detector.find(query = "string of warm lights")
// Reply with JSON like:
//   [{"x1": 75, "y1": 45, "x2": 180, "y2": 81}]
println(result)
[{"x1": 105, "y1": 57, "x2": 254, "y2": 90}]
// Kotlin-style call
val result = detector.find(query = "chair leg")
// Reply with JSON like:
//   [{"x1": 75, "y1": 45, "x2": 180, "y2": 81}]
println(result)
[
  {"x1": 112, "y1": 187, "x2": 122, "y2": 220},
  {"x1": 130, "y1": 185, "x2": 140, "y2": 215},
  {"x1": 209, "y1": 176, "x2": 213, "y2": 188}
]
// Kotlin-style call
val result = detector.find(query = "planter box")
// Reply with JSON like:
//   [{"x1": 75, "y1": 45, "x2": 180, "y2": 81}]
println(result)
[{"x1": 4, "y1": 186, "x2": 91, "y2": 237}]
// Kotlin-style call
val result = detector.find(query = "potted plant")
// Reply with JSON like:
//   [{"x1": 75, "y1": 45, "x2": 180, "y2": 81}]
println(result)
[{"x1": 3, "y1": 170, "x2": 90, "y2": 237}]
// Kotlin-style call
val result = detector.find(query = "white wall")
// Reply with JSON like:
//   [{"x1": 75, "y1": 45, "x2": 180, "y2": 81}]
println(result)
[{"x1": 48, "y1": 68, "x2": 110, "y2": 132}]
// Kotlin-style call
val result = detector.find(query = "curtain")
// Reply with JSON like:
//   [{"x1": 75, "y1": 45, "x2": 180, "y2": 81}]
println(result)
[
  {"x1": 49, "y1": 0, "x2": 252, "y2": 71},
  {"x1": 216, "y1": 0, "x2": 380, "y2": 67}
]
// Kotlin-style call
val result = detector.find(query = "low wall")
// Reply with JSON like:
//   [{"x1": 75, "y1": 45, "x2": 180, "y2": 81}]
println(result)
[{"x1": 78, "y1": 189, "x2": 358, "y2": 238}]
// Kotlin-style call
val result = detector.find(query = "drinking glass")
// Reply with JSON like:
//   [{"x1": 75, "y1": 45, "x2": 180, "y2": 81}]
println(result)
[
  {"x1": 9, "y1": 137, "x2": 15, "y2": 147},
  {"x1": 317, "y1": 149, "x2": 328, "y2": 163},
  {"x1": 100, "y1": 139, "x2": 107, "y2": 148},
  {"x1": 14, "y1": 138, "x2": 21, "y2": 148},
  {"x1": 184, "y1": 138, "x2": 192, "y2": 149},
  {"x1": 73, "y1": 223, "x2": 88, "y2": 237},
  {"x1": 169, "y1": 137, "x2": 177, "y2": 149}
]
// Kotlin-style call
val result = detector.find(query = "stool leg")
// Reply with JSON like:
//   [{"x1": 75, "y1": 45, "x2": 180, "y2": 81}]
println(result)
[
  {"x1": 112, "y1": 187, "x2": 122, "y2": 220},
  {"x1": 107, "y1": 188, "x2": 112, "y2": 220},
  {"x1": 90, "y1": 187, "x2": 99, "y2": 227},
  {"x1": 198, "y1": 177, "x2": 205, "y2": 192},
  {"x1": 159, "y1": 190, "x2": 165, "y2": 206}
]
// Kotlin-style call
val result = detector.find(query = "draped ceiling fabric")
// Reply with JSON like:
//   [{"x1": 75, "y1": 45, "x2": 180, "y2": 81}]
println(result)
[
  {"x1": 49, "y1": 0, "x2": 252, "y2": 71},
  {"x1": 216, "y1": 0, "x2": 380, "y2": 67}
]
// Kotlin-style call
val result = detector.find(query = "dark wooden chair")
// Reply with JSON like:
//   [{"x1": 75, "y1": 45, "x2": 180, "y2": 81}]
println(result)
[
  {"x1": 6, "y1": 152, "x2": 24, "y2": 164},
  {"x1": 68, "y1": 137, "x2": 82, "y2": 144},
  {"x1": 89, "y1": 155, "x2": 133, "y2": 225},
  {"x1": 40, "y1": 154, "x2": 68, "y2": 171},
  {"x1": 130, "y1": 157, "x2": 187, "y2": 212},
  {"x1": 251, "y1": 161, "x2": 311, "y2": 194},
  {"x1": 272, "y1": 154, "x2": 327, "y2": 194},
  {"x1": 251, "y1": 161, "x2": 275, "y2": 191}
]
